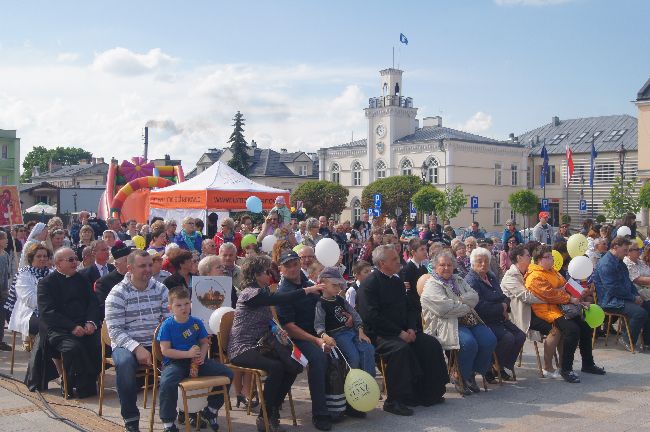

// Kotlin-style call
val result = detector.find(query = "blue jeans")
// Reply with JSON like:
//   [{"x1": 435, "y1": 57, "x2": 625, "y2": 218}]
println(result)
[
  {"x1": 605, "y1": 301, "x2": 650, "y2": 345},
  {"x1": 112, "y1": 347, "x2": 147, "y2": 424},
  {"x1": 293, "y1": 338, "x2": 329, "y2": 417},
  {"x1": 457, "y1": 324, "x2": 497, "y2": 380},
  {"x1": 332, "y1": 328, "x2": 375, "y2": 377},
  {"x1": 159, "y1": 358, "x2": 233, "y2": 423}
]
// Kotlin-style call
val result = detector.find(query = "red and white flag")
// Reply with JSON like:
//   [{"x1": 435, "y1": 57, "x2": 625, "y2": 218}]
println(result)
[
  {"x1": 566, "y1": 144, "x2": 575, "y2": 187},
  {"x1": 291, "y1": 345, "x2": 309, "y2": 367},
  {"x1": 564, "y1": 278, "x2": 584, "y2": 298}
]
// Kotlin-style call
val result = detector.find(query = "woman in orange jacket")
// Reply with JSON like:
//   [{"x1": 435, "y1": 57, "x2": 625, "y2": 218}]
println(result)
[{"x1": 525, "y1": 244, "x2": 605, "y2": 383}]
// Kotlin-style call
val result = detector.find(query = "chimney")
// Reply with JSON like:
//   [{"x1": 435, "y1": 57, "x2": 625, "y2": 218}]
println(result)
[
  {"x1": 552, "y1": 116, "x2": 560, "y2": 126},
  {"x1": 414, "y1": 118, "x2": 420, "y2": 129},
  {"x1": 96, "y1": 157, "x2": 104, "y2": 164},
  {"x1": 32, "y1": 166, "x2": 40, "y2": 178},
  {"x1": 144, "y1": 126, "x2": 149, "y2": 161},
  {"x1": 49, "y1": 160, "x2": 62, "y2": 172},
  {"x1": 422, "y1": 116, "x2": 442, "y2": 127},
  {"x1": 251, "y1": 140, "x2": 257, "y2": 149},
  {"x1": 280, "y1": 148, "x2": 287, "y2": 153}
]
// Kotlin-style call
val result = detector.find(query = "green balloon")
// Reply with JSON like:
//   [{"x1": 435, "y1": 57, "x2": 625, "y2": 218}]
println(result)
[
  {"x1": 241, "y1": 234, "x2": 257, "y2": 248},
  {"x1": 584, "y1": 304, "x2": 605, "y2": 329},
  {"x1": 293, "y1": 244, "x2": 304, "y2": 253}
]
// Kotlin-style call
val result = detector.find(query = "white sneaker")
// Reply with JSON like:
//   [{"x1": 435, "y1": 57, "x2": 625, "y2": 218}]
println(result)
[{"x1": 542, "y1": 369, "x2": 562, "y2": 379}]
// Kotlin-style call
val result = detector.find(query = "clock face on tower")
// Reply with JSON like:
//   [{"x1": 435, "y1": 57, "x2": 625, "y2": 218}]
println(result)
[{"x1": 376, "y1": 124, "x2": 386, "y2": 138}]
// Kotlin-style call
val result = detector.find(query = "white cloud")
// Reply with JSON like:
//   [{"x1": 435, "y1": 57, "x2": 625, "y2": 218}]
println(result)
[
  {"x1": 494, "y1": 0, "x2": 572, "y2": 5},
  {"x1": 458, "y1": 111, "x2": 493, "y2": 134},
  {"x1": 92, "y1": 47, "x2": 178, "y2": 76},
  {"x1": 56, "y1": 52, "x2": 79, "y2": 63}
]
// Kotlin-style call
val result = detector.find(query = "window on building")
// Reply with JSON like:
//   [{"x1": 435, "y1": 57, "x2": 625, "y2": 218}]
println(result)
[
  {"x1": 586, "y1": 131, "x2": 602, "y2": 143},
  {"x1": 426, "y1": 157, "x2": 439, "y2": 184},
  {"x1": 538, "y1": 165, "x2": 557, "y2": 184},
  {"x1": 376, "y1": 160, "x2": 386, "y2": 179},
  {"x1": 548, "y1": 133, "x2": 568, "y2": 145},
  {"x1": 331, "y1": 163, "x2": 340, "y2": 184},
  {"x1": 1, "y1": 145, "x2": 7, "y2": 159},
  {"x1": 572, "y1": 131, "x2": 588, "y2": 144},
  {"x1": 510, "y1": 209, "x2": 517, "y2": 224},
  {"x1": 0, "y1": 176, "x2": 7, "y2": 185},
  {"x1": 298, "y1": 165, "x2": 307, "y2": 176},
  {"x1": 511, "y1": 164, "x2": 518, "y2": 186},
  {"x1": 494, "y1": 202, "x2": 501, "y2": 226},
  {"x1": 494, "y1": 163, "x2": 502, "y2": 186},
  {"x1": 352, "y1": 161, "x2": 362, "y2": 186},
  {"x1": 603, "y1": 129, "x2": 627, "y2": 142},
  {"x1": 352, "y1": 199, "x2": 361, "y2": 222},
  {"x1": 595, "y1": 164, "x2": 616, "y2": 182},
  {"x1": 527, "y1": 165, "x2": 533, "y2": 188},
  {"x1": 400, "y1": 159, "x2": 413, "y2": 176}
]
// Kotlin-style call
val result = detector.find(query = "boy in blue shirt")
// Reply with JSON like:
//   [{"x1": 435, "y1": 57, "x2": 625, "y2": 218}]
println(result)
[{"x1": 157, "y1": 286, "x2": 233, "y2": 432}]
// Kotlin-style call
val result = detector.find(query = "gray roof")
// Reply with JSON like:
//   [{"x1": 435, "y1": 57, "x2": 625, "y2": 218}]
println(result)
[
  {"x1": 204, "y1": 151, "x2": 222, "y2": 162},
  {"x1": 638, "y1": 78, "x2": 650, "y2": 102},
  {"x1": 328, "y1": 138, "x2": 368, "y2": 149},
  {"x1": 33, "y1": 162, "x2": 108, "y2": 179},
  {"x1": 248, "y1": 149, "x2": 318, "y2": 178},
  {"x1": 521, "y1": 114, "x2": 637, "y2": 156},
  {"x1": 19, "y1": 182, "x2": 58, "y2": 192},
  {"x1": 396, "y1": 126, "x2": 512, "y2": 146}
]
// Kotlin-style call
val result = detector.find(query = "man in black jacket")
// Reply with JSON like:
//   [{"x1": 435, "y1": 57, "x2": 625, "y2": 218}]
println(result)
[
  {"x1": 400, "y1": 239, "x2": 429, "y2": 331},
  {"x1": 79, "y1": 240, "x2": 116, "y2": 287},
  {"x1": 38, "y1": 247, "x2": 101, "y2": 398},
  {"x1": 358, "y1": 245, "x2": 448, "y2": 416},
  {"x1": 95, "y1": 241, "x2": 132, "y2": 322}
]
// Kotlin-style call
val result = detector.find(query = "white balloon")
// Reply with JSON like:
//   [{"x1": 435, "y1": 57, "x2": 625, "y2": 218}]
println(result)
[
  {"x1": 178, "y1": 387, "x2": 207, "y2": 413},
  {"x1": 617, "y1": 226, "x2": 632, "y2": 237},
  {"x1": 261, "y1": 234, "x2": 278, "y2": 253},
  {"x1": 315, "y1": 238, "x2": 341, "y2": 267},
  {"x1": 567, "y1": 256, "x2": 594, "y2": 280},
  {"x1": 208, "y1": 307, "x2": 235, "y2": 334}
]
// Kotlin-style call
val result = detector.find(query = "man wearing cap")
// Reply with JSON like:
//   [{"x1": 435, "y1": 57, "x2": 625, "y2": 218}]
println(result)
[
  {"x1": 502, "y1": 219, "x2": 523, "y2": 245},
  {"x1": 533, "y1": 212, "x2": 555, "y2": 244},
  {"x1": 276, "y1": 250, "x2": 335, "y2": 431},
  {"x1": 95, "y1": 241, "x2": 132, "y2": 323}
]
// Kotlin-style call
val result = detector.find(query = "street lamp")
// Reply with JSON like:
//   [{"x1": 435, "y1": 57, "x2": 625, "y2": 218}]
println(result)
[
  {"x1": 73, "y1": 192, "x2": 78, "y2": 212},
  {"x1": 618, "y1": 141, "x2": 626, "y2": 182}
]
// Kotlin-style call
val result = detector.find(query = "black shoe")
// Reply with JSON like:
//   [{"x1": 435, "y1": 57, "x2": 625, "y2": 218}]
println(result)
[
  {"x1": 200, "y1": 407, "x2": 220, "y2": 432},
  {"x1": 124, "y1": 421, "x2": 140, "y2": 432},
  {"x1": 345, "y1": 404, "x2": 367, "y2": 418},
  {"x1": 60, "y1": 385, "x2": 74, "y2": 399},
  {"x1": 581, "y1": 364, "x2": 606, "y2": 375},
  {"x1": 465, "y1": 377, "x2": 481, "y2": 393},
  {"x1": 329, "y1": 413, "x2": 344, "y2": 423},
  {"x1": 382, "y1": 401, "x2": 413, "y2": 416},
  {"x1": 177, "y1": 411, "x2": 185, "y2": 425},
  {"x1": 560, "y1": 369, "x2": 581, "y2": 383},
  {"x1": 189, "y1": 412, "x2": 207, "y2": 429},
  {"x1": 419, "y1": 396, "x2": 445, "y2": 407},
  {"x1": 0, "y1": 341, "x2": 12, "y2": 351},
  {"x1": 484, "y1": 370, "x2": 497, "y2": 384},
  {"x1": 454, "y1": 380, "x2": 472, "y2": 396},
  {"x1": 236, "y1": 393, "x2": 259, "y2": 409},
  {"x1": 162, "y1": 424, "x2": 179, "y2": 432},
  {"x1": 402, "y1": 397, "x2": 419, "y2": 407},
  {"x1": 312, "y1": 415, "x2": 332, "y2": 431}
]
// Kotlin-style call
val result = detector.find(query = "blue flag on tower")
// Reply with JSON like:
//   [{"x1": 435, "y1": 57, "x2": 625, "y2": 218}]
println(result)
[
  {"x1": 400, "y1": 33, "x2": 408, "y2": 45},
  {"x1": 589, "y1": 141, "x2": 598, "y2": 189},
  {"x1": 540, "y1": 143, "x2": 549, "y2": 189}
]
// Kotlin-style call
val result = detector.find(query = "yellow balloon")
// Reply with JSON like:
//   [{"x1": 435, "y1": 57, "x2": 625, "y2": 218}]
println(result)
[
  {"x1": 291, "y1": 206, "x2": 296, "y2": 213},
  {"x1": 132, "y1": 235, "x2": 146, "y2": 250},
  {"x1": 344, "y1": 369, "x2": 380, "y2": 412},
  {"x1": 567, "y1": 233, "x2": 588, "y2": 258},
  {"x1": 552, "y1": 250, "x2": 563, "y2": 272},
  {"x1": 636, "y1": 236, "x2": 644, "y2": 249}
]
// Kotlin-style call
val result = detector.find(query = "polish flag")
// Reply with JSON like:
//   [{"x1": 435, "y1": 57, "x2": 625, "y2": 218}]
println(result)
[
  {"x1": 566, "y1": 145, "x2": 575, "y2": 187},
  {"x1": 291, "y1": 345, "x2": 309, "y2": 367},
  {"x1": 564, "y1": 278, "x2": 585, "y2": 298}
]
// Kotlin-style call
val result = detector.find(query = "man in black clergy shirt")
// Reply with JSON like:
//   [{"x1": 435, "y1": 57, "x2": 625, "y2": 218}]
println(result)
[
  {"x1": 95, "y1": 241, "x2": 132, "y2": 323},
  {"x1": 358, "y1": 245, "x2": 448, "y2": 416},
  {"x1": 38, "y1": 247, "x2": 102, "y2": 398}
]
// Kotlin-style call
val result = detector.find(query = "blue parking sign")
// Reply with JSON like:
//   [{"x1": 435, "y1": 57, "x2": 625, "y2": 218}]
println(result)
[
  {"x1": 368, "y1": 208, "x2": 373, "y2": 217},
  {"x1": 579, "y1": 199, "x2": 587, "y2": 213},
  {"x1": 373, "y1": 209, "x2": 381, "y2": 217},
  {"x1": 541, "y1": 198, "x2": 549, "y2": 211},
  {"x1": 374, "y1": 194, "x2": 382, "y2": 209},
  {"x1": 470, "y1": 196, "x2": 479, "y2": 209}
]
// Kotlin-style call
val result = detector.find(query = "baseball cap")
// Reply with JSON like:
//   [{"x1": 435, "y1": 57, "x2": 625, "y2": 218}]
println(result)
[
  {"x1": 539, "y1": 211, "x2": 550, "y2": 219},
  {"x1": 279, "y1": 250, "x2": 300, "y2": 265},
  {"x1": 318, "y1": 266, "x2": 347, "y2": 288}
]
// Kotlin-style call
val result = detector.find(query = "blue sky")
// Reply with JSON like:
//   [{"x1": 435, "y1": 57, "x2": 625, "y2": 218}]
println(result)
[{"x1": 1, "y1": 0, "x2": 648, "y2": 170}]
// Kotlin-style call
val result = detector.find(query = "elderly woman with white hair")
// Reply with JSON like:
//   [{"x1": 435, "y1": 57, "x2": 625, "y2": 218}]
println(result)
[
  {"x1": 301, "y1": 217, "x2": 323, "y2": 248},
  {"x1": 174, "y1": 216, "x2": 202, "y2": 253},
  {"x1": 214, "y1": 217, "x2": 243, "y2": 256},
  {"x1": 421, "y1": 250, "x2": 496, "y2": 395},
  {"x1": 465, "y1": 247, "x2": 526, "y2": 382}
]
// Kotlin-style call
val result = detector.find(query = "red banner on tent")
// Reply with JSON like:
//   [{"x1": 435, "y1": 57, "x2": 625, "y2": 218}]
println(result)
[
  {"x1": 0, "y1": 186, "x2": 23, "y2": 226},
  {"x1": 150, "y1": 190, "x2": 289, "y2": 212}
]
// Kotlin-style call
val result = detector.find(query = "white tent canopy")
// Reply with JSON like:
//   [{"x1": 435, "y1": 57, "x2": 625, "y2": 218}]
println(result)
[{"x1": 25, "y1": 202, "x2": 57, "y2": 215}]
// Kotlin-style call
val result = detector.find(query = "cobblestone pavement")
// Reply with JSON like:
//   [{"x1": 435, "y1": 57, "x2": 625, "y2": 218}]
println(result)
[{"x1": 1, "y1": 331, "x2": 650, "y2": 432}]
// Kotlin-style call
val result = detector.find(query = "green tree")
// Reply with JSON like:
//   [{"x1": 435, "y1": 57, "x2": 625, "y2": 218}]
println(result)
[
  {"x1": 603, "y1": 177, "x2": 640, "y2": 221},
  {"x1": 291, "y1": 180, "x2": 349, "y2": 218},
  {"x1": 361, "y1": 176, "x2": 421, "y2": 219},
  {"x1": 226, "y1": 111, "x2": 250, "y2": 176},
  {"x1": 435, "y1": 185, "x2": 467, "y2": 221},
  {"x1": 412, "y1": 185, "x2": 444, "y2": 215},
  {"x1": 508, "y1": 189, "x2": 538, "y2": 236},
  {"x1": 21, "y1": 146, "x2": 93, "y2": 182},
  {"x1": 639, "y1": 181, "x2": 650, "y2": 210}
]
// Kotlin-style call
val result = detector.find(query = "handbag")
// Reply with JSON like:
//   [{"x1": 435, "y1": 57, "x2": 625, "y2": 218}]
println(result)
[
  {"x1": 458, "y1": 310, "x2": 481, "y2": 328},
  {"x1": 560, "y1": 303, "x2": 583, "y2": 320},
  {"x1": 255, "y1": 330, "x2": 303, "y2": 375},
  {"x1": 325, "y1": 348, "x2": 348, "y2": 418}
]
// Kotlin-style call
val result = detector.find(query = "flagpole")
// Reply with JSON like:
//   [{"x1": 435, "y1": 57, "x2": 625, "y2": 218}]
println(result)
[{"x1": 392, "y1": 46, "x2": 395, "y2": 68}]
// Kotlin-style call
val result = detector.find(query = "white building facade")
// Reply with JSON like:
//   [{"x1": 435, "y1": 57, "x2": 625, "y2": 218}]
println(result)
[{"x1": 318, "y1": 67, "x2": 528, "y2": 232}]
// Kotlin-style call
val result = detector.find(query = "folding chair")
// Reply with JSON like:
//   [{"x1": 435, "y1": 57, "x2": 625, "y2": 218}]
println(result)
[
  {"x1": 447, "y1": 349, "x2": 488, "y2": 396},
  {"x1": 98, "y1": 321, "x2": 153, "y2": 416},
  {"x1": 10, "y1": 331, "x2": 35, "y2": 375},
  {"x1": 149, "y1": 325, "x2": 232, "y2": 432},
  {"x1": 216, "y1": 310, "x2": 297, "y2": 432},
  {"x1": 591, "y1": 290, "x2": 635, "y2": 353}
]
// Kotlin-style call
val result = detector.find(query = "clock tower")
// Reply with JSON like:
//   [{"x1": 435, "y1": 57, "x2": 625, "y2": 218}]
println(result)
[{"x1": 365, "y1": 68, "x2": 418, "y2": 181}]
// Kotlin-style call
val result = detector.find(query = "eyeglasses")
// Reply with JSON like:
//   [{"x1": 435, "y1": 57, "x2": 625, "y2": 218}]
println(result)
[
  {"x1": 300, "y1": 255, "x2": 316, "y2": 260},
  {"x1": 63, "y1": 256, "x2": 78, "y2": 262},
  {"x1": 629, "y1": 248, "x2": 640, "y2": 252}
]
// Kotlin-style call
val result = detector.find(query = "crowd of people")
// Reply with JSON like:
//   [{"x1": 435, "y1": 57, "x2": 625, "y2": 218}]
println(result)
[{"x1": 1, "y1": 204, "x2": 649, "y2": 432}]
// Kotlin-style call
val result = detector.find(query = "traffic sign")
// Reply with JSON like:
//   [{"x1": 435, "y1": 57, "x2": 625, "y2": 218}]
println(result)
[
  {"x1": 395, "y1": 207, "x2": 402, "y2": 217},
  {"x1": 470, "y1": 196, "x2": 479, "y2": 209},
  {"x1": 579, "y1": 199, "x2": 587, "y2": 214},
  {"x1": 470, "y1": 209, "x2": 479, "y2": 215},
  {"x1": 368, "y1": 208, "x2": 373, "y2": 217},
  {"x1": 373, "y1": 209, "x2": 381, "y2": 217},
  {"x1": 541, "y1": 198, "x2": 549, "y2": 211},
  {"x1": 409, "y1": 201, "x2": 417, "y2": 218},
  {"x1": 374, "y1": 193, "x2": 382, "y2": 209}
]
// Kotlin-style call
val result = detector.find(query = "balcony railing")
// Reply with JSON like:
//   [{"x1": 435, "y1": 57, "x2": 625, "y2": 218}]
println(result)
[{"x1": 368, "y1": 96, "x2": 413, "y2": 109}]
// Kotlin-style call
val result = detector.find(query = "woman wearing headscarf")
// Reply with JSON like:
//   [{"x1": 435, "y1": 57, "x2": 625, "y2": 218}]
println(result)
[{"x1": 19, "y1": 222, "x2": 48, "y2": 268}]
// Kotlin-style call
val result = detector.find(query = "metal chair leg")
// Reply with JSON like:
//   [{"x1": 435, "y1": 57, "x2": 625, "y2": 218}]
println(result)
[
  {"x1": 533, "y1": 341, "x2": 543, "y2": 377},
  {"x1": 143, "y1": 369, "x2": 149, "y2": 409},
  {"x1": 623, "y1": 317, "x2": 635, "y2": 353},
  {"x1": 288, "y1": 390, "x2": 297, "y2": 426},
  {"x1": 257, "y1": 373, "x2": 270, "y2": 432},
  {"x1": 10, "y1": 331, "x2": 16, "y2": 375}
]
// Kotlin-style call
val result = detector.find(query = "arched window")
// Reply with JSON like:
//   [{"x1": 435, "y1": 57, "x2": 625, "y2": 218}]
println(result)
[
  {"x1": 352, "y1": 199, "x2": 361, "y2": 222},
  {"x1": 331, "y1": 163, "x2": 340, "y2": 184},
  {"x1": 426, "y1": 157, "x2": 439, "y2": 184},
  {"x1": 376, "y1": 160, "x2": 387, "y2": 179},
  {"x1": 352, "y1": 161, "x2": 362, "y2": 186},
  {"x1": 400, "y1": 158, "x2": 413, "y2": 176}
]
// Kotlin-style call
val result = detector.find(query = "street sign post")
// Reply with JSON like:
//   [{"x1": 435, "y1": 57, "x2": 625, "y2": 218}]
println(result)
[
  {"x1": 409, "y1": 202, "x2": 417, "y2": 219},
  {"x1": 374, "y1": 194, "x2": 382, "y2": 209},
  {"x1": 373, "y1": 209, "x2": 381, "y2": 217},
  {"x1": 541, "y1": 198, "x2": 550, "y2": 211},
  {"x1": 368, "y1": 208, "x2": 373, "y2": 217},
  {"x1": 470, "y1": 196, "x2": 479, "y2": 222},
  {"x1": 579, "y1": 199, "x2": 587, "y2": 214}
]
